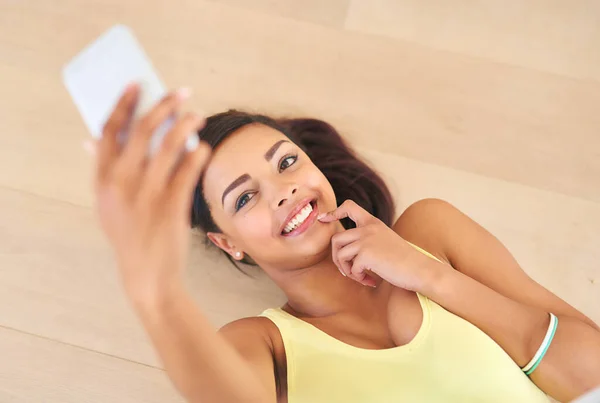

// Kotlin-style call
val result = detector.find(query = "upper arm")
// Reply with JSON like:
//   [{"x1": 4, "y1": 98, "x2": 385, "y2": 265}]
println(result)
[
  {"x1": 219, "y1": 318, "x2": 278, "y2": 402},
  {"x1": 394, "y1": 198, "x2": 599, "y2": 331}
]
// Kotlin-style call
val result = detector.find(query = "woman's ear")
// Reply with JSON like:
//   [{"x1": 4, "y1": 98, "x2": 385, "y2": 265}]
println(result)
[{"x1": 206, "y1": 232, "x2": 240, "y2": 259}]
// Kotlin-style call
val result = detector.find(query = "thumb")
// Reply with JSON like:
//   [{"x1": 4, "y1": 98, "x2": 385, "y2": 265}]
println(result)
[
  {"x1": 171, "y1": 140, "x2": 212, "y2": 202},
  {"x1": 317, "y1": 200, "x2": 371, "y2": 226}
]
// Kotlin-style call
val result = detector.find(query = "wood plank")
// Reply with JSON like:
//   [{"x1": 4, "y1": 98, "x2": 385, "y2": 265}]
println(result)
[
  {"x1": 346, "y1": 0, "x2": 600, "y2": 81},
  {"x1": 0, "y1": 0, "x2": 599, "y2": 206},
  {"x1": 0, "y1": 3, "x2": 597, "y2": 401},
  {"x1": 203, "y1": 0, "x2": 350, "y2": 28},
  {"x1": 0, "y1": 186, "x2": 284, "y2": 367},
  {"x1": 0, "y1": 326, "x2": 182, "y2": 402}
]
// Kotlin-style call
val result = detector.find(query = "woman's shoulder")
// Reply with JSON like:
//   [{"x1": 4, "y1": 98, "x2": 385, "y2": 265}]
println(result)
[
  {"x1": 220, "y1": 315, "x2": 288, "y2": 399},
  {"x1": 220, "y1": 315, "x2": 278, "y2": 345},
  {"x1": 394, "y1": 198, "x2": 458, "y2": 233},
  {"x1": 392, "y1": 198, "x2": 459, "y2": 263},
  {"x1": 219, "y1": 313, "x2": 287, "y2": 357}
]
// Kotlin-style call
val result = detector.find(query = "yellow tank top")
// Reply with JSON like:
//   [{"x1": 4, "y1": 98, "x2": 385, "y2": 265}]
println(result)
[{"x1": 259, "y1": 247, "x2": 550, "y2": 403}]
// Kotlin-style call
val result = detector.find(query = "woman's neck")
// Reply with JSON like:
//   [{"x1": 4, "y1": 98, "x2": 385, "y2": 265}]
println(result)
[{"x1": 271, "y1": 251, "x2": 387, "y2": 319}]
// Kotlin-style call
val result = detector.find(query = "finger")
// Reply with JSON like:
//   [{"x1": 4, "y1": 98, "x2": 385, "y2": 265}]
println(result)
[
  {"x1": 336, "y1": 241, "x2": 361, "y2": 277},
  {"x1": 331, "y1": 228, "x2": 362, "y2": 248},
  {"x1": 83, "y1": 140, "x2": 97, "y2": 156},
  {"x1": 141, "y1": 113, "x2": 205, "y2": 200},
  {"x1": 117, "y1": 88, "x2": 190, "y2": 176},
  {"x1": 350, "y1": 258, "x2": 377, "y2": 288},
  {"x1": 168, "y1": 141, "x2": 212, "y2": 214},
  {"x1": 331, "y1": 229, "x2": 362, "y2": 273},
  {"x1": 318, "y1": 199, "x2": 372, "y2": 227},
  {"x1": 97, "y1": 83, "x2": 139, "y2": 183}
]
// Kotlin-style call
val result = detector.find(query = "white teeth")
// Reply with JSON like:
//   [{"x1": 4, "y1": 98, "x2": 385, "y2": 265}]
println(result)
[{"x1": 283, "y1": 202, "x2": 314, "y2": 234}]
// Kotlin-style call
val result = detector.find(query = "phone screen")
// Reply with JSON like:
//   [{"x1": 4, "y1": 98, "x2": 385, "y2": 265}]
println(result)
[{"x1": 62, "y1": 24, "x2": 198, "y2": 153}]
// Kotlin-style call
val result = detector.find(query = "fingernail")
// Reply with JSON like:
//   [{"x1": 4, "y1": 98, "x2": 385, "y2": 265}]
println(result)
[
  {"x1": 317, "y1": 213, "x2": 327, "y2": 220},
  {"x1": 125, "y1": 82, "x2": 139, "y2": 93},
  {"x1": 82, "y1": 140, "x2": 96, "y2": 155},
  {"x1": 176, "y1": 87, "x2": 192, "y2": 100}
]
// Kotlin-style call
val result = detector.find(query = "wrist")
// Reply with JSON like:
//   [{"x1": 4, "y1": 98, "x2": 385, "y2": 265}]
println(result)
[
  {"x1": 411, "y1": 253, "x2": 451, "y2": 296},
  {"x1": 127, "y1": 277, "x2": 187, "y2": 317}
]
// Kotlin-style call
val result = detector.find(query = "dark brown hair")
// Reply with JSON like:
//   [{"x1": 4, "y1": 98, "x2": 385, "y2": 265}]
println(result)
[{"x1": 191, "y1": 110, "x2": 395, "y2": 267}]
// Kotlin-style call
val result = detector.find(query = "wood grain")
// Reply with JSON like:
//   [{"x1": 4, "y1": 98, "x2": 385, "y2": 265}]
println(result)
[
  {"x1": 0, "y1": 326, "x2": 182, "y2": 402},
  {"x1": 204, "y1": 0, "x2": 350, "y2": 28},
  {"x1": 0, "y1": 0, "x2": 598, "y2": 400},
  {"x1": 1, "y1": 0, "x2": 599, "y2": 204},
  {"x1": 346, "y1": 0, "x2": 600, "y2": 81},
  {"x1": 0, "y1": 187, "x2": 284, "y2": 367}
]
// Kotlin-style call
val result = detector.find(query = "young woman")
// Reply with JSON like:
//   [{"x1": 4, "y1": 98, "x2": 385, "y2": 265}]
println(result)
[{"x1": 93, "y1": 85, "x2": 600, "y2": 403}]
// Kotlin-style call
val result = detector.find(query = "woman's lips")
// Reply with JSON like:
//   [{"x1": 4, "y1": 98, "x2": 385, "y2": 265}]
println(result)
[{"x1": 281, "y1": 200, "x2": 318, "y2": 237}]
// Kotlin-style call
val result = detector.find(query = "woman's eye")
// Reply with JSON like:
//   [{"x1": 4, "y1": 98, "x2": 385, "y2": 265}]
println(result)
[
  {"x1": 279, "y1": 155, "x2": 298, "y2": 172},
  {"x1": 235, "y1": 193, "x2": 255, "y2": 211}
]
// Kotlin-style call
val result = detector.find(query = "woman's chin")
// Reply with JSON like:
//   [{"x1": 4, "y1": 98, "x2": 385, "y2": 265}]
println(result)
[{"x1": 293, "y1": 224, "x2": 336, "y2": 260}]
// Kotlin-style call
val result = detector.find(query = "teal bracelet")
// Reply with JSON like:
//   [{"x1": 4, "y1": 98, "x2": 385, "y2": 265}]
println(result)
[{"x1": 524, "y1": 313, "x2": 558, "y2": 376}]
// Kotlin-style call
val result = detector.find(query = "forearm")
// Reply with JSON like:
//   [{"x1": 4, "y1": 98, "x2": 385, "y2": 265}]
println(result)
[
  {"x1": 419, "y1": 258, "x2": 600, "y2": 401},
  {"x1": 131, "y1": 283, "x2": 269, "y2": 403}
]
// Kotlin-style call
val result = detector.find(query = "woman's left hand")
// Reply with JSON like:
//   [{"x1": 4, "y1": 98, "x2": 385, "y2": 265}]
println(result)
[{"x1": 318, "y1": 200, "x2": 435, "y2": 291}]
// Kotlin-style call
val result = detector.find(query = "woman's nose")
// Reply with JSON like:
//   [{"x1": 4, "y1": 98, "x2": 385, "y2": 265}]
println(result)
[{"x1": 274, "y1": 185, "x2": 298, "y2": 208}]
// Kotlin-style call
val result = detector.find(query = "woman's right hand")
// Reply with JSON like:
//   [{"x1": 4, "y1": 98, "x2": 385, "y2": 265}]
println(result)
[{"x1": 94, "y1": 84, "x2": 210, "y2": 305}]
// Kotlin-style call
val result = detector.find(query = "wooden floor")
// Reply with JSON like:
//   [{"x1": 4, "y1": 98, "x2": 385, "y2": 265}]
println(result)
[{"x1": 1, "y1": 1, "x2": 599, "y2": 401}]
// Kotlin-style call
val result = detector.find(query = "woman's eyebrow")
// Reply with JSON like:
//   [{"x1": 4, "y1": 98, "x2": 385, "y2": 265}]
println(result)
[
  {"x1": 221, "y1": 140, "x2": 290, "y2": 206},
  {"x1": 221, "y1": 174, "x2": 251, "y2": 206},
  {"x1": 264, "y1": 140, "x2": 289, "y2": 162}
]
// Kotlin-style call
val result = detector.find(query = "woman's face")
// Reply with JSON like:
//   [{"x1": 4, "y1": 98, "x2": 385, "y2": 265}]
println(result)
[{"x1": 202, "y1": 123, "x2": 339, "y2": 271}]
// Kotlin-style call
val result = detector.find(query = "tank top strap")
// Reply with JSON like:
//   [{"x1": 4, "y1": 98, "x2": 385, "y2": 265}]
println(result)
[
  {"x1": 259, "y1": 307, "x2": 295, "y2": 329},
  {"x1": 259, "y1": 293, "x2": 433, "y2": 357},
  {"x1": 405, "y1": 240, "x2": 444, "y2": 264},
  {"x1": 259, "y1": 242, "x2": 440, "y2": 342}
]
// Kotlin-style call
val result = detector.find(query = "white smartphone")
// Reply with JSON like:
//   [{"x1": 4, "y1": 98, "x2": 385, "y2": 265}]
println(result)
[{"x1": 62, "y1": 24, "x2": 199, "y2": 154}]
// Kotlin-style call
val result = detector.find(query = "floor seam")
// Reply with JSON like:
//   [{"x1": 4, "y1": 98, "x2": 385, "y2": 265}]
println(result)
[{"x1": 0, "y1": 323, "x2": 162, "y2": 371}]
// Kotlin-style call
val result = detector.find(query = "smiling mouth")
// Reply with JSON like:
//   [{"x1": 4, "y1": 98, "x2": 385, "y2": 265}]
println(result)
[{"x1": 281, "y1": 200, "x2": 317, "y2": 236}]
